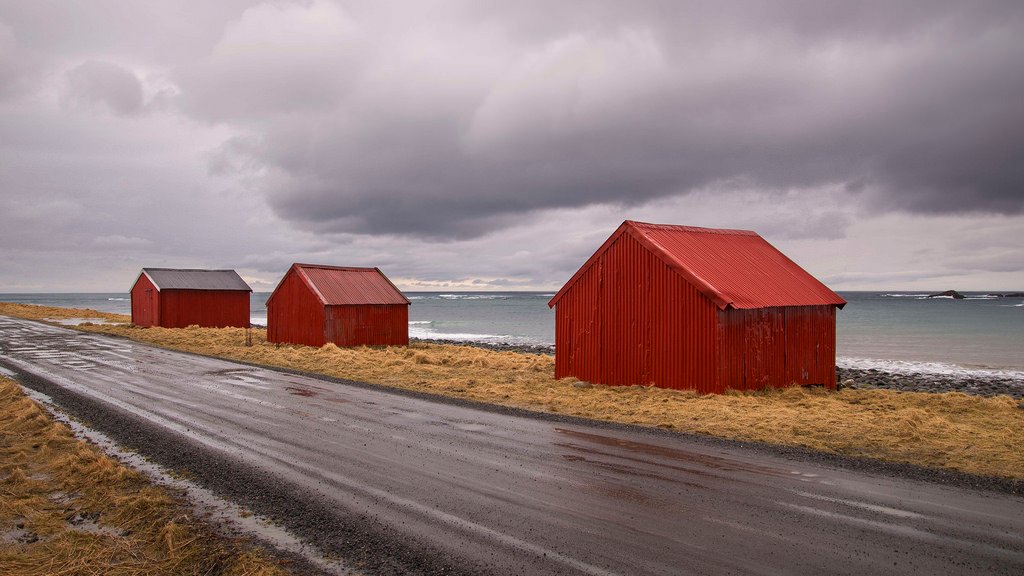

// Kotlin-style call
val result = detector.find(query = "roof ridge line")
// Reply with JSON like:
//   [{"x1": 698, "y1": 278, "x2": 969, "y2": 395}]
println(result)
[
  {"x1": 625, "y1": 224, "x2": 733, "y2": 309},
  {"x1": 627, "y1": 220, "x2": 758, "y2": 236}
]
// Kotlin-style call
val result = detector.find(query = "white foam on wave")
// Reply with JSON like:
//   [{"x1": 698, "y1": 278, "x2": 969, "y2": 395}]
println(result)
[
  {"x1": 881, "y1": 293, "x2": 929, "y2": 298},
  {"x1": 838, "y1": 357, "x2": 1024, "y2": 381},
  {"x1": 407, "y1": 296, "x2": 425, "y2": 300},
  {"x1": 409, "y1": 325, "x2": 512, "y2": 342},
  {"x1": 107, "y1": 297, "x2": 129, "y2": 301},
  {"x1": 437, "y1": 294, "x2": 507, "y2": 300},
  {"x1": 250, "y1": 316, "x2": 267, "y2": 327},
  {"x1": 408, "y1": 321, "x2": 545, "y2": 345}
]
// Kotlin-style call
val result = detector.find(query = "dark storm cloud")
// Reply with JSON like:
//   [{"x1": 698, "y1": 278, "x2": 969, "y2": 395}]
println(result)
[
  {"x1": 1, "y1": 0, "x2": 1023, "y2": 293},
  {"x1": 172, "y1": 0, "x2": 1024, "y2": 240}
]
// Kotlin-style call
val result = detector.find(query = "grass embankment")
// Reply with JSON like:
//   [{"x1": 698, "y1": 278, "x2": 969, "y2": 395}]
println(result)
[
  {"x1": 0, "y1": 302, "x2": 129, "y2": 324},
  {"x1": 2, "y1": 302, "x2": 1023, "y2": 481},
  {"x1": 0, "y1": 378, "x2": 289, "y2": 576}
]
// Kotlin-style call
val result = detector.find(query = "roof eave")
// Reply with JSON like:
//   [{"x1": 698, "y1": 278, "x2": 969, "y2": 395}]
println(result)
[
  {"x1": 130, "y1": 269, "x2": 161, "y2": 292},
  {"x1": 296, "y1": 265, "x2": 330, "y2": 305},
  {"x1": 266, "y1": 263, "x2": 298, "y2": 306},
  {"x1": 548, "y1": 222, "x2": 633, "y2": 308},
  {"x1": 374, "y1": 267, "x2": 412, "y2": 305}
]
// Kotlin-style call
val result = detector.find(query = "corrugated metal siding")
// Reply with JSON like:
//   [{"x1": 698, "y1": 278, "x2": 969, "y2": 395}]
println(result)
[
  {"x1": 325, "y1": 305, "x2": 409, "y2": 347},
  {"x1": 268, "y1": 270, "x2": 327, "y2": 346},
  {"x1": 130, "y1": 273, "x2": 159, "y2": 327},
  {"x1": 156, "y1": 290, "x2": 249, "y2": 328},
  {"x1": 554, "y1": 232, "x2": 720, "y2": 392},
  {"x1": 632, "y1": 222, "x2": 846, "y2": 309},
  {"x1": 717, "y1": 306, "x2": 837, "y2": 391},
  {"x1": 298, "y1": 266, "x2": 409, "y2": 305},
  {"x1": 553, "y1": 223, "x2": 841, "y2": 394}
]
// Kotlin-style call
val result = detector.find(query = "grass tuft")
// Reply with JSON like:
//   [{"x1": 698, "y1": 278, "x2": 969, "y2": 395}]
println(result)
[{"x1": 0, "y1": 377, "x2": 290, "y2": 575}]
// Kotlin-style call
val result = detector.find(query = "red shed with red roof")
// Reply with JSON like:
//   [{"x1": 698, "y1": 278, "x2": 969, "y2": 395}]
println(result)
[
  {"x1": 267, "y1": 263, "x2": 410, "y2": 347},
  {"x1": 548, "y1": 221, "x2": 846, "y2": 393},
  {"x1": 130, "y1": 268, "x2": 251, "y2": 328}
]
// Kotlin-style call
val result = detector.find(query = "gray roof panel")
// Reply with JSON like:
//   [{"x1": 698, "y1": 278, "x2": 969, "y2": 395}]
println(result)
[{"x1": 141, "y1": 268, "x2": 252, "y2": 291}]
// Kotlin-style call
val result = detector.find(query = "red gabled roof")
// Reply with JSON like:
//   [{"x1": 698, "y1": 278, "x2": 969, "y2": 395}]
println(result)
[
  {"x1": 548, "y1": 221, "x2": 846, "y2": 310},
  {"x1": 268, "y1": 263, "x2": 410, "y2": 306}
]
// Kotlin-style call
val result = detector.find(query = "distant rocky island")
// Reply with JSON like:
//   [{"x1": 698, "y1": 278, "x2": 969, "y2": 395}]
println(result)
[
  {"x1": 926, "y1": 290, "x2": 965, "y2": 299},
  {"x1": 924, "y1": 290, "x2": 1024, "y2": 299}
]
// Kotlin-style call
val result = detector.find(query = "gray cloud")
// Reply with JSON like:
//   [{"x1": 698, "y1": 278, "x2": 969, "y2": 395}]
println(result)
[
  {"x1": 0, "y1": 19, "x2": 40, "y2": 100},
  {"x1": 1, "y1": 0, "x2": 1022, "y2": 293},
  {"x1": 63, "y1": 60, "x2": 144, "y2": 116}
]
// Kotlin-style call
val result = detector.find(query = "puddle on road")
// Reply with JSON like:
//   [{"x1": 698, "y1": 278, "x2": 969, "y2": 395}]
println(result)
[
  {"x1": 554, "y1": 427, "x2": 820, "y2": 482},
  {"x1": 205, "y1": 368, "x2": 259, "y2": 376}
]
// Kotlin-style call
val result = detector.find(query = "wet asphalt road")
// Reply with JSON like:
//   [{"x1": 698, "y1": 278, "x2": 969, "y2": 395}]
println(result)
[{"x1": 1, "y1": 316, "x2": 1023, "y2": 575}]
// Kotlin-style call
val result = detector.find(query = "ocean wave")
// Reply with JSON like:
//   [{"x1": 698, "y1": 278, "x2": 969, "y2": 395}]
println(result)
[
  {"x1": 437, "y1": 294, "x2": 508, "y2": 300},
  {"x1": 917, "y1": 295, "x2": 954, "y2": 299},
  {"x1": 838, "y1": 357, "x2": 1024, "y2": 381},
  {"x1": 881, "y1": 293, "x2": 928, "y2": 298},
  {"x1": 250, "y1": 316, "x2": 267, "y2": 327},
  {"x1": 408, "y1": 321, "x2": 546, "y2": 344},
  {"x1": 108, "y1": 297, "x2": 129, "y2": 301},
  {"x1": 407, "y1": 296, "x2": 424, "y2": 300},
  {"x1": 408, "y1": 325, "x2": 513, "y2": 342}
]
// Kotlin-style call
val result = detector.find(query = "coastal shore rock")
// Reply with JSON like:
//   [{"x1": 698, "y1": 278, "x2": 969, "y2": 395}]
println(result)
[
  {"x1": 836, "y1": 367, "x2": 1023, "y2": 399},
  {"x1": 412, "y1": 337, "x2": 555, "y2": 356}
]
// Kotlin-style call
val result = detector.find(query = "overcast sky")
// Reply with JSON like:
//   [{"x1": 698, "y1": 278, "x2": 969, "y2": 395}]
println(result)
[{"x1": 1, "y1": 1, "x2": 1022, "y2": 293}]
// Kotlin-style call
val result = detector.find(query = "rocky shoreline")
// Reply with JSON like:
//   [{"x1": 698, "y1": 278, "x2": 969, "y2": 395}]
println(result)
[
  {"x1": 414, "y1": 338, "x2": 1024, "y2": 399},
  {"x1": 836, "y1": 366, "x2": 1023, "y2": 399},
  {"x1": 412, "y1": 337, "x2": 555, "y2": 356}
]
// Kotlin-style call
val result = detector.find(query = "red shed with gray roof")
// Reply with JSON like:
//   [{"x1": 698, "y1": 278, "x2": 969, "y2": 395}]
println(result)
[
  {"x1": 130, "y1": 268, "x2": 251, "y2": 328},
  {"x1": 267, "y1": 263, "x2": 410, "y2": 347},
  {"x1": 548, "y1": 221, "x2": 846, "y2": 393}
]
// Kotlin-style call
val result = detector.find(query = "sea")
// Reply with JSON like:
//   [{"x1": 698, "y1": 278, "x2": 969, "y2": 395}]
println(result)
[{"x1": 1, "y1": 291, "x2": 1022, "y2": 378}]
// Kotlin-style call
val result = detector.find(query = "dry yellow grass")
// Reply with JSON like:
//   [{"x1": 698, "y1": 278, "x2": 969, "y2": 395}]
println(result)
[
  {"x1": 0, "y1": 377, "x2": 290, "y2": 576},
  {"x1": 2, "y1": 302, "x2": 1023, "y2": 481}
]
